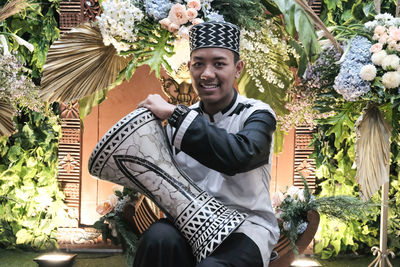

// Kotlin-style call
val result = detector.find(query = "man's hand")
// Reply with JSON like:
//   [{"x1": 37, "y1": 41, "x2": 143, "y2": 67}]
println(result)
[{"x1": 137, "y1": 94, "x2": 176, "y2": 120}]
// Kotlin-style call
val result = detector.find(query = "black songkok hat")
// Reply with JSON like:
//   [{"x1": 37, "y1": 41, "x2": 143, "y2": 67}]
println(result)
[{"x1": 189, "y1": 21, "x2": 240, "y2": 55}]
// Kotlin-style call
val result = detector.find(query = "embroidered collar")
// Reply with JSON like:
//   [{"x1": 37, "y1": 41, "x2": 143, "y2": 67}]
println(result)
[{"x1": 198, "y1": 89, "x2": 239, "y2": 122}]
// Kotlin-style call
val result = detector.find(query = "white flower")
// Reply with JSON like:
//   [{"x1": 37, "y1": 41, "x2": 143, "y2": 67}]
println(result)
[
  {"x1": 382, "y1": 54, "x2": 400, "y2": 70},
  {"x1": 286, "y1": 186, "x2": 300, "y2": 199},
  {"x1": 382, "y1": 71, "x2": 400, "y2": 88},
  {"x1": 296, "y1": 188, "x2": 306, "y2": 202},
  {"x1": 371, "y1": 50, "x2": 387, "y2": 66},
  {"x1": 271, "y1": 191, "x2": 285, "y2": 208},
  {"x1": 360, "y1": 64, "x2": 377, "y2": 81}
]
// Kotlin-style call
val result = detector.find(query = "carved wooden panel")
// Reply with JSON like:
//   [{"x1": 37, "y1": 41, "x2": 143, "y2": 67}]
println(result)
[
  {"x1": 294, "y1": 126, "x2": 317, "y2": 190},
  {"x1": 59, "y1": 0, "x2": 101, "y2": 33},
  {"x1": 308, "y1": 0, "x2": 322, "y2": 16},
  {"x1": 60, "y1": 0, "x2": 82, "y2": 32},
  {"x1": 58, "y1": 102, "x2": 81, "y2": 227}
]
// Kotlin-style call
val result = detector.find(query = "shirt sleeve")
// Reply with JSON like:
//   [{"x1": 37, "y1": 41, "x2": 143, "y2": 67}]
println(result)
[{"x1": 172, "y1": 109, "x2": 276, "y2": 176}]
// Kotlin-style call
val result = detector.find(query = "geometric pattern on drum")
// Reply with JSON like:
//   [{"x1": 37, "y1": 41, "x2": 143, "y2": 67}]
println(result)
[
  {"x1": 174, "y1": 191, "x2": 246, "y2": 262},
  {"x1": 88, "y1": 108, "x2": 247, "y2": 262},
  {"x1": 88, "y1": 108, "x2": 155, "y2": 178}
]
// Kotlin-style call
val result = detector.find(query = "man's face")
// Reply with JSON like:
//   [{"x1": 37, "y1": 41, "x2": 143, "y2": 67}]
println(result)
[{"x1": 188, "y1": 48, "x2": 243, "y2": 111}]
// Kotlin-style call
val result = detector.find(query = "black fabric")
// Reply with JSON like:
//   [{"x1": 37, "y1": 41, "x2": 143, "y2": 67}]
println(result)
[
  {"x1": 180, "y1": 110, "x2": 276, "y2": 176},
  {"x1": 132, "y1": 219, "x2": 196, "y2": 267},
  {"x1": 132, "y1": 219, "x2": 263, "y2": 267}
]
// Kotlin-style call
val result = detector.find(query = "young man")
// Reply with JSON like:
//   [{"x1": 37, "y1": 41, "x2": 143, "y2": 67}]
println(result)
[{"x1": 136, "y1": 21, "x2": 279, "y2": 267}]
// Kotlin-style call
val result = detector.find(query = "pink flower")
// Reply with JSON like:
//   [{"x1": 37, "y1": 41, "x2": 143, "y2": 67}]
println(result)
[
  {"x1": 374, "y1": 25, "x2": 387, "y2": 35},
  {"x1": 389, "y1": 28, "x2": 400, "y2": 41},
  {"x1": 388, "y1": 41, "x2": 397, "y2": 51},
  {"x1": 378, "y1": 33, "x2": 389, "y2": 44},
  {"x1": 370, "y1": 43, "x2": 383, "y2": 53},
  {"x1": 159, "y1": 18, "x2": 171, "y2": 30},
  {"x1": 372, "y1": 33, "x2": 380, "y2": 40},
  {"x1": 396, "y1": 44, "x2": 400, "y2": 52},
  {"x1": 96, "y1": 194, "x2": 118, "y2": 215},
  {"x1": 187, "y1": 0, "x2": 201, "y2": 11},
  {"x1": 168, "y1": 22, "x2": 180, "y2": 33},
  {"x1": 191, "y1": 18, "x2": 204, "y2": 25},
  {"x1": 169, "y1": 4, "x2": 189, "y2": 25},
  {"x1": 187, "y1": 8, "x2": 198, "y2": 21}
]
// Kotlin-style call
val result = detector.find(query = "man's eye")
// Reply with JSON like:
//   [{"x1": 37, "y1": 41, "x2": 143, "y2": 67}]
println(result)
[
  {"x1": 215, "y1": 62, "x2": 225, "y2": 67},
  {"x1": 192, "y1": 62, "x2": 202, "y2": 67}
]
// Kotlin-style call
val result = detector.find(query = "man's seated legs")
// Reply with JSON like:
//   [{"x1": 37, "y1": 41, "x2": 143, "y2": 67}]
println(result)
[{"x1": 132, "y1": 219, "x2": 196, "y2": 267}]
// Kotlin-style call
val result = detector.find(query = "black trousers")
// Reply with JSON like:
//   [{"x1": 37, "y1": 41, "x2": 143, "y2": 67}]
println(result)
[{"x1": 133, "y1": 219, "x2": 263, "y2": 267}]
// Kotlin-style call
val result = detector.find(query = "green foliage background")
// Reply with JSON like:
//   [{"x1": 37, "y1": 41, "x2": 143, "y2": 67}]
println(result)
[
  {"x1": 0, "y1": 0, "x2": 60, "y2": 81},
  {"x1": 0, "y1": 106, "x2": 68, "y2": 250},
  {"x1": 1, "y1": 0, "x2": 68, "y2": 250}
]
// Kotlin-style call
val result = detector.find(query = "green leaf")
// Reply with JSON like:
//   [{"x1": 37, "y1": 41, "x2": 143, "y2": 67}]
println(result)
[
  {"x1": 15, "y1": 229, "x2": 33, "y2": 245},
  {"x1": 324, "y1": 0, "x2": 342, "y2": 11},
  {"x1": 331, "y1": 239, "x2": 341, "y2": 255},
  {"x1": 78, "y1": 88, "x2": 109, "y2": 122},
  {"x1": 133, "y1": 23, "x2": 174, "y2": 77}
]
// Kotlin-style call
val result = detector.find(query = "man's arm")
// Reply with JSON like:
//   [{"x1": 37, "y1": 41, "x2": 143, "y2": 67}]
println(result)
[{"x1": 175, "y1": 110, "x2": 276, "y2": 176}]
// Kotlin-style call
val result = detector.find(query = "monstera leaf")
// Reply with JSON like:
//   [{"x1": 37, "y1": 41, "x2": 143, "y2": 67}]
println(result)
[{"x1": 121, "y1": 22, "x2": 175, "y2": 78}]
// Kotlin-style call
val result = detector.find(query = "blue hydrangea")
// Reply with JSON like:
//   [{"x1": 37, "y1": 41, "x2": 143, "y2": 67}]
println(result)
[
  {"x1": 144, "y1": 0, "x2": 171, "y2": 21},
  {"x1": 333, "y1": 36, "x2": 372, "y2": 101},
  {"x1": 297, "y1": 221, "x2": 308, "y2": 234}
]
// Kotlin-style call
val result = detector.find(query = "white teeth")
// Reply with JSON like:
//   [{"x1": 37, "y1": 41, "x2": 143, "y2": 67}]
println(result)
[{"x1": 201, "y1": 84, "x2": 218, "y2": 88}]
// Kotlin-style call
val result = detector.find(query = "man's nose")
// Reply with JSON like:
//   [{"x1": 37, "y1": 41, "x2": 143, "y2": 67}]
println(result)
[{"x1": 200, "y1": 65, "x2": 215, "y2": 80}]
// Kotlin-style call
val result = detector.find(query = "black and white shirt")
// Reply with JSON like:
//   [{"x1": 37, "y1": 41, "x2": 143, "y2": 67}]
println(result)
[{"x1": 167, "y1": 91, "x2": 280, "y2": 266}]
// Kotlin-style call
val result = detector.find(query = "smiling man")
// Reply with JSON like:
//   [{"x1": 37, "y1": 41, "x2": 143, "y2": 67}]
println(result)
[{"x1": 136, "y1": 21, "x2": 279, "y2": 267}]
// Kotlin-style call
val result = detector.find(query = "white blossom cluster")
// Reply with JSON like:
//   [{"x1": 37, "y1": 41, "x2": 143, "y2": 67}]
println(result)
[
  {"x1": 364, "y1": 13, "x2": 400, "y2": 33},
  {"x1": 96, "y1": 0, "x2": 144, "y2": 53},
  {"x1": 240, "y1": 20, "x2": 295, "y2": 93},
  {"x1": 0, "y1": 53, "x2": 42, "y2": 113}
]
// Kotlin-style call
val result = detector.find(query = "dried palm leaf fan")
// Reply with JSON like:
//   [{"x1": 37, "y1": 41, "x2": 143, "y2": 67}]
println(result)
[
  {"x1": 0, "y1": 0, "x2": 29, "y2": 22},
  {"x1": 354, "y1": 104, "x2": 391, "y2": 201},
  {"x1": 40, "y1": 23, "x2": 131, "y2": 103},
  {"x1": 0, "y1": 99, "x2": 15, "y2": 136}
]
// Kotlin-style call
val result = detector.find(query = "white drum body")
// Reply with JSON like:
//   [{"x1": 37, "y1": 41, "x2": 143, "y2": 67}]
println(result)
[{"x1": 88, "y1": 108, "x2": 246, "y2": 262}]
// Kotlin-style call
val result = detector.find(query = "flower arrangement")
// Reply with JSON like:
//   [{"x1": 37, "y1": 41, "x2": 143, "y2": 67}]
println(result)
[
  {"x1": 93, "y1": 187, "x2": 141, "y2": 266},
  {"x1": 272, "y1": 177, "x2": 375, "y2": 254}
]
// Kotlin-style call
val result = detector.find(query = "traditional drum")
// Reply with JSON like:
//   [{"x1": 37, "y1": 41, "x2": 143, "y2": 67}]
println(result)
[{"x1": 88, "y1": 108, "x2": 247, "y2": 262}]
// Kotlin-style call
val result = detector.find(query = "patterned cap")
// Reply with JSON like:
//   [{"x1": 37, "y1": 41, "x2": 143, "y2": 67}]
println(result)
[{"x1": 189, "y1": 21, "x2": 240, "y2": 55}]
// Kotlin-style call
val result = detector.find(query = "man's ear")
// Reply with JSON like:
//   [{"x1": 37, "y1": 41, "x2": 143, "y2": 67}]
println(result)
[
  {"x1": 187, "y1": 61, "x2": 191, "y2": 70},
  {"x1": 235, "y1": 60, "x2": 244, "y2": 79}
]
